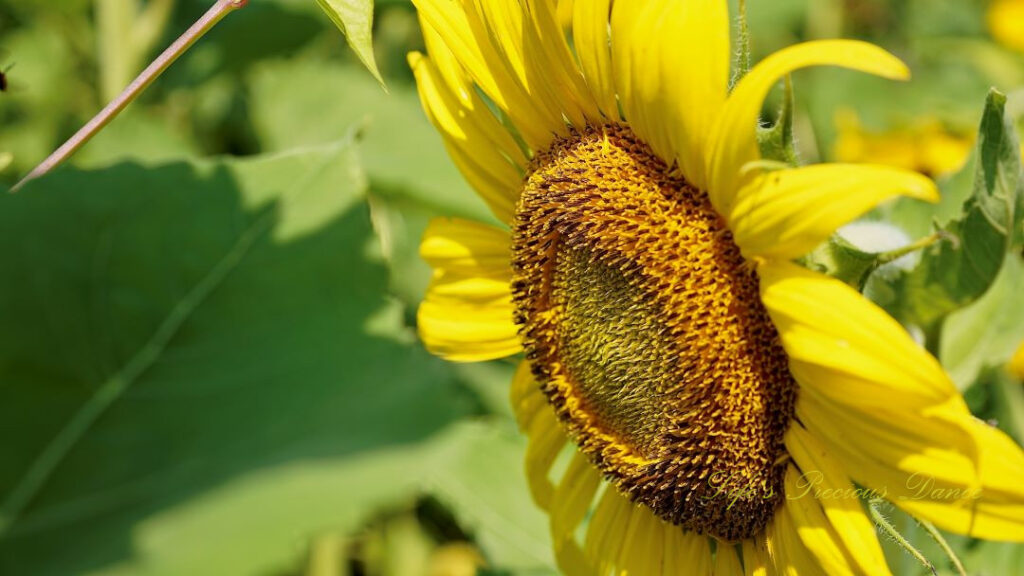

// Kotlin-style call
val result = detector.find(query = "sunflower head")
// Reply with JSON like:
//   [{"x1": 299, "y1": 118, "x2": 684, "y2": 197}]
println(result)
[
  {"x1": 409, "y1": 0, "x2": 1024, "y2": 572},
  {"x1": 512, "y1": 124, "x2": 796, "y2": 541}
]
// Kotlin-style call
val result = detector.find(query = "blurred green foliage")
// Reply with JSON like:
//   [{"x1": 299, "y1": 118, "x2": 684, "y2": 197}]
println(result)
[{"x1": 0, "y1": 0, "x2": 1022, "y2": 574}]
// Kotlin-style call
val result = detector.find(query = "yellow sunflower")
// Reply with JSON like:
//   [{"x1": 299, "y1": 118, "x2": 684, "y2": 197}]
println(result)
[
  {"x1": 1011, "y1": 341, "x2": 1024, "y2": 382},
  {"x1": 408, "y1": 0, "x2": 1024, "y2": 573},
  {"x1": 988, "y1": 0, "x2": 1024, "y2": 54},
  {"x1": 833, "y1": 110, "x2": 973, "y2": 178}
]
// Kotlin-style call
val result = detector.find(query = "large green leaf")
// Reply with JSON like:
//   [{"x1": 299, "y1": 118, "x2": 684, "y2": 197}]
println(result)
[
  {"x1": 247, "y1": 58, "x2": 495, "y2": 308},
  {"x1": 315, "y1": 0, "x2": 384, "y2": 85},
  {"x1": 75, "y1": 420, "x2": 556, "y2": 576},
  {"x1": 247, "y1": 59, "x2": 489, "y2": 221},
  {"x1": 940, "y1": 255, "x2": 1024, "y2": 390},
  {"x1": 416, "y1": 421, "x2": 556, "y2": 573},
  {"x1": 896, "y1": 90, "x2": 1022, "y2": 330},
  {"x1": 0, "y1": 142, "x2": 487, "y2": 574}
]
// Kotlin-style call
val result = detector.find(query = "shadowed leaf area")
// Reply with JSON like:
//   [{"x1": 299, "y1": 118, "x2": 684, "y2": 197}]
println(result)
[{"x1": 0, "y1": 142, "x2": 485, "y2": 574}]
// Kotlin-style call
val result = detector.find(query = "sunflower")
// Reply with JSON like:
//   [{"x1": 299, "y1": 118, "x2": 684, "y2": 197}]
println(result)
[
  {"x1": 1011, "y1": 341, "x2": 1024, "y2": 382},
  {"x1": 988, "y1": 0, "x2": 1024, "y2": 54},
  {"x1": 408, "y1": 0, "x2": 1024, "y2": 573},
  {"x1": 833, "y1": 110, "x2": 973, "y2": 178}
]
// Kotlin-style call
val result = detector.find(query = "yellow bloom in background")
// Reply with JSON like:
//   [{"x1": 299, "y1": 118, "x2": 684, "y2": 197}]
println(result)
[
  {"x1": 988, "y1": 0, "x2": 1024, "y2": 53},
  {"x1": 409, "y1": 0, "x2": 1024, "y2": 573},
  {"x1": 834, "y1": 109, "x2": 974, "y2": 177},
  {"x1": 1011, "y1": 341, "x2": 1024, "y2": 381}
]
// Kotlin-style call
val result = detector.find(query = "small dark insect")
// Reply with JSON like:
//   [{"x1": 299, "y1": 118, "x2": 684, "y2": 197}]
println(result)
[{"x1": 0, "y1": 63, "x2": 12, "y2": 92}]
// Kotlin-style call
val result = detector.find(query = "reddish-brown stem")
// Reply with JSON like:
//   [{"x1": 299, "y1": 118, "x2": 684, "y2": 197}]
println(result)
[{"x1": 12, "y1": 0, "x2": 248, "y2": 192}]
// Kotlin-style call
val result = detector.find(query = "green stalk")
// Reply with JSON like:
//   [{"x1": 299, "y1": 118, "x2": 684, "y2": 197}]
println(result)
[
  {"x1": 869, "y1": 500, "x2": 937, "y2": 576},
  {"x1": 734, "y1": 0, "x2": 751, "y2": 86},
  {"x1": 134, "y1": 0, "x2": 178, "y2": 60},
  {"x1": 96, "y1": 0, "x2": 140, "y2": 102},
  {"x1": 915, "y1": 518, "x2": 968, "y2": 576}
]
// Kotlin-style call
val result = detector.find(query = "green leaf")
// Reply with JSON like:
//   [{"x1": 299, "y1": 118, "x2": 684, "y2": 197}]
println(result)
[
  {"x1": 315, "y1": 0, "x2": 385, "y2": 86},
  {"x1": 421, "y1": 421, "x2": 556, "y2": 572},
  {"x1": 247, "y1": 59, "x2": 489, "y2": 221},
  {"x1": 247, "y1": 59, "x2": 495, "y2": 308},
  {"x1": 802, "y1": 234, "x2": 878, "y2": 289},
  {"x1": 957, "y1": 539, "x2": 1024, "y2": 576},
  {"x1": 896, "y1": 89, "x2": 1022, "y2": 329},
  {"x1": 940, "y1": 254, "x2": 1024, "y2": 391},
  {"x1": 757, "y1": 75, "x2": 798, "y2": 166},
  {"x1": 0, "y1": 142, "x2": 484, "y2": 574}
]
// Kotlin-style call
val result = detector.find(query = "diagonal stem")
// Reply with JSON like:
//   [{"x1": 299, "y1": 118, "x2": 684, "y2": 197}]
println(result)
[
  {"x1": 869, "y1": 499, "x2": 937, "y2": 576},
  {"x1": 12, "y1": 0, "x2": 248, "y2": 192},
  {"x1": 915, "y1": 517, "x2": 969, "y2": 576}
]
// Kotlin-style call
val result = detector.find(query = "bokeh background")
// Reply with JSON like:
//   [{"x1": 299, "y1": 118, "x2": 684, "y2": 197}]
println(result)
[{"x1": 1, "y1": 0, "x2": 1022, "y2": 574}]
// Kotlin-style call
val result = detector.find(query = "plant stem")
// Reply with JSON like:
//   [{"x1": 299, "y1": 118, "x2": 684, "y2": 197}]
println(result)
[
  {"x1": 134, "y1": 0, "x2": 178, "y2": 56},
  {"x1": 856, "y1": 231, "x2": 946, "y2": 297},
  {"x1": 875, "y1": 232, "x2": 945, "y2": 267},
  {"x1": 915, "y1": 517, "x2": 969, "y2": 576},
  {"x1": 734, "y1": 0, "x2": 751, "y2": 85},
  {"x1": 97, "y1": 0, "x2": 140, "y2": 102},
  {"x1": 869, "y1": 500, "x2": 937, "y2": 576},
  {"x1": 12, "y1": 0, "x2": 248, "y2": 192}
]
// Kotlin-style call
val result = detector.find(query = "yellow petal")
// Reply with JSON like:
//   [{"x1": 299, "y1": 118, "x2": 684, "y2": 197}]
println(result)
[
  {"x1": 409, "y1": 52, "x2": 523, "y2": 221},
  {"x1": 611, "y1": 0, "x2": 729, "y2": 187},
  {"x1": 664, "y1": 528, "x2": 712, "y2": 575},
  {"x1": 553, "y1": 537, "x2": 592, "y2": 576},
  {"x1": 616, "y1": 503, "x2": 666, "y2": 575},
  {"x1": 510, "y1": 360, "x2": 547, "y2": 431},
  {"x1": 470, "y1": 0, "x2": 565, "y2": 131},
  {"x1": 420, "y1": 24, "x2": 529, "y2": 167},
  {"x1": 769, "y1": 504, "x2": 828, "y2": 576},
  {"x1": 799, "y1": 392, "x2": 1024, "y2": 541},
  {"x1": 524, "y1": 405, "x2": 567, "y2": 510},
  {"x1": 420, "y1": 217, "x2": 510, "y2": 270},
  {"x1": 762, "y1": 263, "x2": 1024, "y2": 538},
  {"x1": 413, "y1": 0, "x2": 562, "y2": 148},
  {"x1": 785, "y1": 425, "x2": 892, "y2": 576},
  {"x1": 743, "y1": 538, "x2": 777, "y2": 576},
  {"x1": 417, "y1": 218, "x2": 520, "y2": 361},
  {"x1": 584, "y1": 490, "x2": 712, "y2": 576},
  {"x1": 781, "y1": 468, "x2": 862, "y2": 576},
  {"x1": 708, "y1": 41, "x2": 909, "y2": 215},
  {"x1": 729, "y1": 164, "x2": 938, "y2": 260},
  {"x1": 572, "y1": 0, "x2": 618, "y2": 119},
  {"x1": 550, "y1": 452, "x2": 601, "y2": 539},
  {"x1": 550, "y1": 452, "x2": 601, "y2": 576},
  {"x1": 466, "y1": 0, "x2": 599, "y2": 144},
  {"x1": 759, "y1": 261, "x2": 955, "y2": 409},
  {"x1": 583, "y1": 487, "x2": 631, "y2": 569},
  {"x1": 413, "y1": 0, "x2": 501, "y2": 104},
  {"x1": 522, "y1": 0, "x2": 601, "y2": 127},
  {"x1": 418, "y1": 295, "x2": 520, "y2": 361},
  {"x1": 713, "y1": 544, "x2": 743, "y2": 575}
]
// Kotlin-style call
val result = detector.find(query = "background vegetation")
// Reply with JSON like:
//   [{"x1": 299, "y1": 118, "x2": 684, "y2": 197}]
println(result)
[{"x1": 0, "y1": 0, "x2": 1022, "y2": 574}]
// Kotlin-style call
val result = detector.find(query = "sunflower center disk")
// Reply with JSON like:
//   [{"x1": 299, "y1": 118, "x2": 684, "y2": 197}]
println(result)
[{"x1": 511, "y1": 125, "x2": 797, "y2": 541}]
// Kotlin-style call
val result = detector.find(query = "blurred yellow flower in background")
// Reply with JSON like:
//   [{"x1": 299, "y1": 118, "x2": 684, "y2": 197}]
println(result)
[
  {"x1": 834, "y1": 109, "x2": 974, "y2": 177},
  {"x1": 1011, "y1": 341, "x2": 1024, "y2": 381},
  {"x1": 988, "y1": 0, "x2": 1024, "y2": 53}
]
